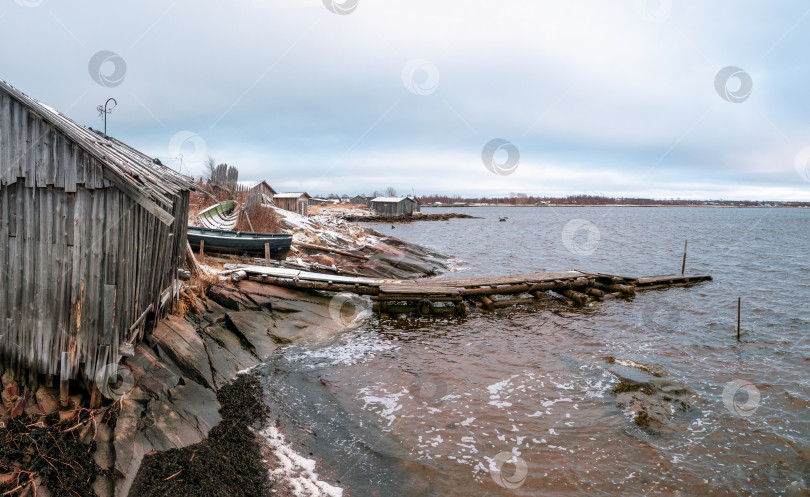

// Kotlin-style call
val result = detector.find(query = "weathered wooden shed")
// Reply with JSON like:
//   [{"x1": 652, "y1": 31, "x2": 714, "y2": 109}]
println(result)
[
  {"x1": 249, "y1": 180, "x2": 276, "y2": 201},
  {"x1": 0, "y1": 80, "x2": 193, "y2": 390},
  {"x1": 370, "y1": 196, "x2": 420, "y2": 217},
  {"x1": 274, "y1": 192, "x2": 310, "y2": 216},
  {"x1": 350, "y1": 195, "x2": 371, "y2": 207}
]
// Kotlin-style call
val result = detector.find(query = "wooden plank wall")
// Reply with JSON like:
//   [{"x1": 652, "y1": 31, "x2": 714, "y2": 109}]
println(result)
[{"x1": 0, "y1": 90, "x2": 189, "y2": 386}]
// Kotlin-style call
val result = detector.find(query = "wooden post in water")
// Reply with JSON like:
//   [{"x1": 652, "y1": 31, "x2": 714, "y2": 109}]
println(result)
[
  {"x1": 737, "y1": 297, "x2": 741, "y2": 342},
  {"x1": 265, "y1": 243, "x2": 270, "y2": 266},
  {"x1": 681, "y1": 240, "x2": 688, "y2": 275},
  {"x1": 59, "y1": 352, "x2": 70, "y2": 408}
]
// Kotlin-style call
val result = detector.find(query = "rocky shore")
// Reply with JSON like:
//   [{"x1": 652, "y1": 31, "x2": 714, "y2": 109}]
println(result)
[{"x1": 0, "y1": 208, "x2": 449, "y2": 497}]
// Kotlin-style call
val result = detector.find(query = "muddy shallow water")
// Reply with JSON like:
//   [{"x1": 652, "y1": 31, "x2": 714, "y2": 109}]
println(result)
[{"x1": 256, "y1": 207, "x2": 810, "y2": 496}]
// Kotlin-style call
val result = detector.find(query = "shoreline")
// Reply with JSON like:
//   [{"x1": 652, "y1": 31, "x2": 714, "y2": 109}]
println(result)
[
  {"x1": 422, "y1": 204, "x2": 810, "y2": 208},
  {"x1": 117, "y1": 216, "x2": 450, "y2": 496}
]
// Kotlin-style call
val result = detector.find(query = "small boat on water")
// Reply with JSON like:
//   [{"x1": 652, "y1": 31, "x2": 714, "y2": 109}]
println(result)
[
  {"x1": 198, "y1": 200, "x2": 240, "y2": 230},
  {"x1": 187, "y1": 226, "x2": 293, "y2": 259}
]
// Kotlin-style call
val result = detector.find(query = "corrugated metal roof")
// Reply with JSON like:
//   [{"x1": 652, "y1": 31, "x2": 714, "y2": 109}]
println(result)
[
  {"x1": 274, "y1": 192, "x2": 311, "y2": 199},
  {"x1": 0, "y1": 79, "x2": 194, "y2": 225}
]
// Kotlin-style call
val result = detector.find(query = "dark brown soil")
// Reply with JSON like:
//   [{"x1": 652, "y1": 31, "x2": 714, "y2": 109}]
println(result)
[
  {"x1": 0, "y1": 407, "x2": 116, "y2": 497},
  {"x1": 130, "y1": 374, "x2": 272, "y2": 497}
]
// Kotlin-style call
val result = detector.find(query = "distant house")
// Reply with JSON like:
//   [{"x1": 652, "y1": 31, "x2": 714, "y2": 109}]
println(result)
[
  {"x1": 309, "y1": 197, "x2": 340, "y2": 207},
  {"x1": 370, "y1": 196, "x2": 420, "y2": 217},
  {"x1": 0, "y1": 79, "x2": 194, "y2": 391},
  {"x1": 249, "y1": 180, "x2": 276, "y2": 201},
  {"x1": 274, "y1": 192, "x2": 311, "y2": 216},
  {"x1": 350, "y1": 195, "x2": 371, "y2": 207}
]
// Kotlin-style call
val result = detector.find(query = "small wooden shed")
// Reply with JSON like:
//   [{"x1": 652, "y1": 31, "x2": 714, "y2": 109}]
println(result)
[
  {"x1": 274, "y1": 192, "x2": 310, "y2": 216},
  {"x1": 0, "y1": 80, "x2": 194, "y2": 390},
  {"x1": 249, "y1": 180, "x2": 276, "y2": 201},
  {"x1": 350, "y1": 195, "x2": 371, "y2": 207},
  {"x1": 370, "y1": 196, "x2": 420, "y2": 217}
]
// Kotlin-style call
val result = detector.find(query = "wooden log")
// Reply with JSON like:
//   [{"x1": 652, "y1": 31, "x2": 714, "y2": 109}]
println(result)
[
  {"x1": 292, "y1": 241, "x2": 369, "y2": 260},
  {"x1": 682, "y1": 239, "x2": 688, "y2": 275},
  {"x1": 454, "y1": 301, "x2": 467, "y2": 315},
  {"x1": 492, "y1": 297, "x2": 540, "y2": 308},
  {"x1": 479, "y1": 295, "x2": 495, "y2": 310},
  {"x1": 458, "y1": 284, "x2": 530, "y2": 296},
  {"x1": 372, "y1": 295, "x2": 461, "y2": 302},
  {"x1": 561, "y1": 289, "x2": 589, "y2": 306},
  {"x1": 593, "y1": 281, "x2": 635, "y2": 296},
  {"x1": 601, "y1": 292, "x2": 623, "y2": 300},
  {"x1": 585, "y1": 287, "x2": 605, "y2": 298},
  {"x1": 249, "y1": 276, "x2": 381, "y2": 295},
  {"x1": 528, "y1": 279, "x2": 591, "y2": 292},
  {"x1": 382, "y1": 305, "x2": 416, "y2": 314},
  {"x1": 377, "y1": 304, "x2": 456, "y2": 315}
]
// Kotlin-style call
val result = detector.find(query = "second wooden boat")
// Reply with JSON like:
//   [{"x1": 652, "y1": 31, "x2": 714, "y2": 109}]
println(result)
[
  {"x1": 188, "y1": 227, "x2": 292, "y2": 259},
  {"x1": 198, "y1": 200, "x2": 240, "y2": 230}
]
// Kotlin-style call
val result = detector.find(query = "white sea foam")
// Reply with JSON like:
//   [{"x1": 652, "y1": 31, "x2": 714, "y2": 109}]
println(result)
[
  {"x1": 358, "y1": 386, "x2": 408, "y2": 426},
  {"x1": 284, "y1": 333, "x2": 399, "y2": 368},
  {"x1": 257, "y1": 426, "x2": 343, "y2": 497}
]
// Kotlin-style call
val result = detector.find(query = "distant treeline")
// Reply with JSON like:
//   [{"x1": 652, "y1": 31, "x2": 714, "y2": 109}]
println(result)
[{"x1": 415, "y1": 194, "x2": 810, "y2": 207}]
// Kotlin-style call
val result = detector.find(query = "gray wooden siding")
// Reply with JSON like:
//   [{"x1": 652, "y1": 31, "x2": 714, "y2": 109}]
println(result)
[{"x1": 0, "y1": 90, "x2": 190, "y2": 385}]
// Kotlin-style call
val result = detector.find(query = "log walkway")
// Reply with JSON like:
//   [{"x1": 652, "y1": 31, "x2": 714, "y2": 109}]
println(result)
[{"x1": 226, "y1": 266, "x2": 712, "y2": 317}]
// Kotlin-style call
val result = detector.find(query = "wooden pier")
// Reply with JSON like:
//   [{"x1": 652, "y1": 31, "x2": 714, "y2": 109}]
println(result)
[{"x1": 227, "y1": 266, "x2": 712, "y2": 317}]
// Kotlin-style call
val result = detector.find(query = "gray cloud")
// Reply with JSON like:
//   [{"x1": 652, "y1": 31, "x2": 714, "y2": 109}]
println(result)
[{"x1": 1, "y1": 0, "x2": 809, "y2": 199}]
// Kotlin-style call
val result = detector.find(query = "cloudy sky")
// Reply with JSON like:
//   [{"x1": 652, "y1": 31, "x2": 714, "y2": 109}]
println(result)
[{"x1": 1, "y1": 0, "x2": 809, "y2": 200}]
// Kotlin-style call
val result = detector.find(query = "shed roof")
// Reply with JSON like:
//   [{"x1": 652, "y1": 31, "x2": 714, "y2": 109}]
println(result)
[
  {"x1": 0, "y1": 79, "x2": 194, "y2": 226},
  {"x1": 274, "y1": 192, "x2": 311, "y2": 199},
  {"x1": 371, "y1": 196, "x2": 418, "y2": 203},
  {"x1": 250, "y1": 180, "x2": 277, "y2": 194}
]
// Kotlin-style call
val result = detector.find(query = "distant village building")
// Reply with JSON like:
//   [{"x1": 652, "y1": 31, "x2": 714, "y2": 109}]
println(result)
[
  {"x1": 369, "y1": 196, "x2": 420, "y2": 217},
  {"x1": 308, "y1": 197, "x2": 338, "y2": 207},
  {"x1": 274, "y1": 192, "x2": 311, "y2": 216},
  {"x1": 249, "y1": 180, "x2": 276, "y2": 201},
  {"x1": 0, "y1": 80, "x2": 193, "y2": 390},
  {"x1": 350, "y1": 195, "x2": 371, "y2": 207}
]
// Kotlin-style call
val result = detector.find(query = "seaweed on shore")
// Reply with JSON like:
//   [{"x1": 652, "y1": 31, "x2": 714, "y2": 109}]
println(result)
[
  {"x1": 0, "y1": 406, "x2": 116, "y2": 497},
  {"x1": 130, "y1": 374, "x2": 272, "y2": 497},
  {"x1": 612, "y1": 381, "x2": 654, "y2": 396}
]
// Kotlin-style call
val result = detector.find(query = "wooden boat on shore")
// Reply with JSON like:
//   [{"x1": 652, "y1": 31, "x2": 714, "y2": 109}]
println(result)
[
  {"x1": 187, "y1": 227, "x2": 292, "y2": 259},
  {"x1": 198, "y1": 200, "x2": 240, "y2": 230}
]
